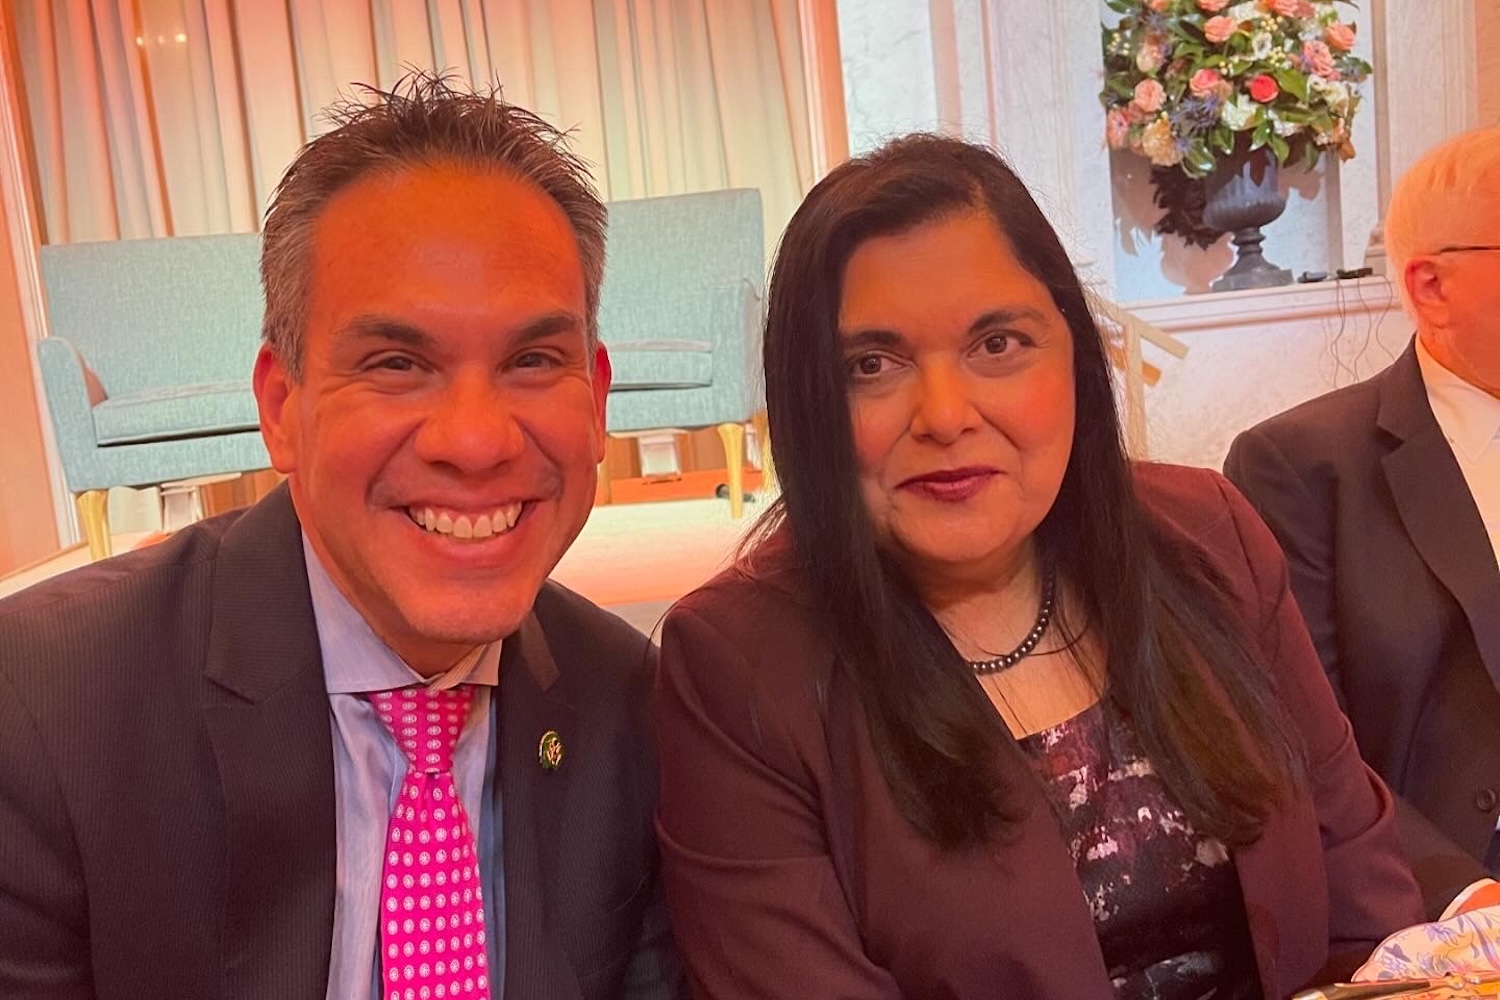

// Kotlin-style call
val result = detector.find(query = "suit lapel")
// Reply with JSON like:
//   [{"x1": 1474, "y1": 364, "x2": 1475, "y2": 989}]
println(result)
[
  {"x1": 1379, "y1": 342, "x2": 1500, "y2": 689},
  {"x1": 201, "y1": 486, "x2": 337, "y2": 999},
  {"x1": 497, "y1": 612, "x2": 581, "y2": 1000}
]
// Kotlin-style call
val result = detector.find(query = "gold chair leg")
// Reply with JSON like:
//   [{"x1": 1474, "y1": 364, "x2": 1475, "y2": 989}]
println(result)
[
  {"x1": 597, "y1": 455, "x2": 613, "y2": 505},
  {"x1": 751, "y1": 409, "x2": 775, "y2": 492},
  {"x1": 76, "y1": 490, "x2": 111, "y2": 561},
  {"x1": 716, "y1": 422, "x2": 747, "y2": 520}
]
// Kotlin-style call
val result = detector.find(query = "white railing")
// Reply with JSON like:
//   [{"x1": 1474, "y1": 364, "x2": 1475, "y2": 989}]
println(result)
[{"x1": 1087, "y1": 290, "x2": 1190, "y2": 459}]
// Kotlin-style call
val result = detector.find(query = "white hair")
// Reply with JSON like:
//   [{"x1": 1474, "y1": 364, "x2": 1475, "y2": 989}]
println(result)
[{"x1": 1385, "y1": 128, "x2": 1500, "y2": 314}]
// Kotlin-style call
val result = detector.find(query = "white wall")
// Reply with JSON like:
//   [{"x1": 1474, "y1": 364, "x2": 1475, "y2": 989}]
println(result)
[{"x1": 1133, "y1": 278, "x2": 1408, "y2": 469}]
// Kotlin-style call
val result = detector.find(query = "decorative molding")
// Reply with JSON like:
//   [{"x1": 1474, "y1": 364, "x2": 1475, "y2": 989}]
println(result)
[
  {"x1": 1123, "y1": 276, "x2": 1398, "y2": 332},
  {"x1": 798, "y1": 0, "x2": 850, "y2": 175}
]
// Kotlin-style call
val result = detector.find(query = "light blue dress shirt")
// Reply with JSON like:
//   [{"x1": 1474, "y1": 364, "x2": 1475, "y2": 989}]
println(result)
[{"x1": 303, "y1": 540, "x2": 505, "y2": 1000}]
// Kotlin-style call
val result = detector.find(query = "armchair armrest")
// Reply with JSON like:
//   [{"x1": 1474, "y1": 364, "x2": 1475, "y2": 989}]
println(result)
[{"x1": 35, "y1": 337, "x2": 102, "y2": 457}]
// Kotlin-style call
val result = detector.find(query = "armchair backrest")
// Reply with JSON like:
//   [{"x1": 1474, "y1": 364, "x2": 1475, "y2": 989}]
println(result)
[
  {"x1": 39, "y1": 233, "x2": 263, "y2": 398},
  {"x1": 598, "y1": 188, "x2": 765, "y2": 345}
]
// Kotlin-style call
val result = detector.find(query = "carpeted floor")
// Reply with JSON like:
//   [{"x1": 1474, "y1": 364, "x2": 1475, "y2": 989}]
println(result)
[{"x1": 0, "y1": 493, "x2": 771, "y2": 636}]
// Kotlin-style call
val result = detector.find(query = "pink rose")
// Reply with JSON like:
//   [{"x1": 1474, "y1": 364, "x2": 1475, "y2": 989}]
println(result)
[
  {"x1": 1196, "y1": 0, "x2": 1228, "y2": 10},
  {"x1": 1203, "y1": 16, "x2": 1237, "y2": 44},
  {"x1": 1325, "y1": 21, "x2": 1356, "y2": 51},
  {"x1": 1247, "y1": 74, "x2": 1280, "y2": 102},
  {"x1": 1134, "y1": 79, "x2": 1170, "y2": 114},
  {"x1": 1131, "y1": 78, "x2": 1166, "y2": 114},
  {"x1": 1106, "y1": 108, "x2": 1130, "y2": 150},
  {"x1": 1303, "y1": 39, "x2": 1337, "y2": 78},
  {"x1": 1189, "y1": 68, "x2": 1225, "y2": 98},
  {"x1": 1146, "y1": 0, "x2": 1170, "y2": 10},
  {"x1": 1271, "y1": 0, "x2": 1309, "y2": 14}
]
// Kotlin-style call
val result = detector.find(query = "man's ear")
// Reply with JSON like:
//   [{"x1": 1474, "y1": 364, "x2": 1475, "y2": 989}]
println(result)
[
  {"x1": 1405, "y1": 258, "x2": 1450, "y2": 328},
  {"x1": 591, "y1": 343, "x2": 613, "y2": 461},
  {"x1": 253, "y1": 345, "x2": 300, "y2": 475}
]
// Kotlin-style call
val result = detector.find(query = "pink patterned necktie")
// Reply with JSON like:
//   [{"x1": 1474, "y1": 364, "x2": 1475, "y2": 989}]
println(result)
[{"x1": 369, "y1": 685, "x2": 491, "y2": 1000}]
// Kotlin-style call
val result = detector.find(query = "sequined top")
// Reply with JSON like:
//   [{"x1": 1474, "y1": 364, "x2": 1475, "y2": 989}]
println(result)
[{"x1": 1017, "y1": 699, "x2": 1263, "y2": 1000}]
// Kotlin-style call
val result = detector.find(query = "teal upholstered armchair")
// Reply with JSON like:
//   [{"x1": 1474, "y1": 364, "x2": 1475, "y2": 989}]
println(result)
[
  {"x1": 596, "y1": 189, "x2": 766, "y2": 515},
  {"x1": 36, "y1": 233, "x2": 270, "y2": 559}
]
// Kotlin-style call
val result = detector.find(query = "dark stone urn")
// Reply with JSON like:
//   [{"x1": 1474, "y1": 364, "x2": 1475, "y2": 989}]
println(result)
[{"x1": 1201, "y1": 147, "x2": 1293, "y2": 292}]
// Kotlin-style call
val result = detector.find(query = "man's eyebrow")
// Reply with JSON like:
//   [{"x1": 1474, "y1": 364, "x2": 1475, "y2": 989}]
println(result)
[
  {"x1": 335, "y1": 316, "x2": 438, "y2": 350},
  {"x1": 513, "y1": 311, "x2": 586, "y2": 344},
  {"x1": 839, "y1": 307, "x2": 1047, "y2": 349},
  {"x1": 332, "y1": 311, "x2": 586, "y2": 348}
]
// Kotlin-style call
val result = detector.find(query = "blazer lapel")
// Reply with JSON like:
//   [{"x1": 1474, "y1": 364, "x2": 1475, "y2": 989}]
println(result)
[
  {"x1": 201, "y1": 487, "x2": 337, "y2": 999},
  {"x1": 497, "y1": 613, "x2": 581, "y2": 1000},
  {"x1": 1379, "y1": 341, "x2": 1500, "y2": 690}
]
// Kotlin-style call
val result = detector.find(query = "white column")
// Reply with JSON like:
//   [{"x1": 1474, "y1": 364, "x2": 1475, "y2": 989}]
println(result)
[
  {"x1": 835, "y1": 0, "x2": 942, "y2": 155},
  {"x1": 835, "y1": 0, "x2": 1115, "y2": 289},
  {"x1": 1479, "y1": 0, "x2": 1500, "y2": 128},
  {"x1": 975, "y1": 0, "x2": 1116, "y2": 290},
  {"x1": 1352, "y1": 0, "x2": 1479, "y2": 273},
  {"x1": 1378, "y1": 0, "x2": 1478, "y2": 195}
]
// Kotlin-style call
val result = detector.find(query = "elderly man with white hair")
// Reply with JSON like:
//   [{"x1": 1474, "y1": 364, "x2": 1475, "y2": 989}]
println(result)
[{"x1": 1226, "y1": 129, "x2": 1500, "y2": 901}]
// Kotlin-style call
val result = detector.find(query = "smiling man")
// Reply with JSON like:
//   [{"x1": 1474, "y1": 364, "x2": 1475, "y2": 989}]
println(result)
[{"x1": 0, "y1": 74, "x2": 683, "y2": 1000}]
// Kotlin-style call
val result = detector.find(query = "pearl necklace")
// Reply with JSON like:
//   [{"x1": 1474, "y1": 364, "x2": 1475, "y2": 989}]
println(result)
[{"x1": 966, "y1": 566, "x2": 1057, "y2": 676}]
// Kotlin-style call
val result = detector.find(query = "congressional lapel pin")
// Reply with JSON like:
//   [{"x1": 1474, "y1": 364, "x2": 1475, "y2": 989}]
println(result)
[{"x1": 538, "y1": 729, "x2": 564, "y2": 772}]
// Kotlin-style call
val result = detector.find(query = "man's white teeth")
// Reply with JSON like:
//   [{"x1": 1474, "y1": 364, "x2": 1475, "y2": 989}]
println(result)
[{"x1": 413, "y1": 504, "x2": 523, "y2": 539}]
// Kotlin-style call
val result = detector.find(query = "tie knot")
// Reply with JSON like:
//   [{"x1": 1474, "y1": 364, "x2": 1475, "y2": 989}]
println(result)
[{"x1": 369, "y1": 685, "x2": 474, "y2": 774}]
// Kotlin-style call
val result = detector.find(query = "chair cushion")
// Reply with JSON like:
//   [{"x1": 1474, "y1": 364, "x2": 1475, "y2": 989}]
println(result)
[
  {"x1": 93, "y1": 380, "x2": 260, "y2": 445},
  {"x1": 608, "y1": 339, "x2": 715, "y2": 390}
]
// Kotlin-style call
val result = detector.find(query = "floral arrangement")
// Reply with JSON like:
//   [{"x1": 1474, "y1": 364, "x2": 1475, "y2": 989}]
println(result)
[{"x1": 1101, "y1": 0, "x2": 1372, "y2": 245}]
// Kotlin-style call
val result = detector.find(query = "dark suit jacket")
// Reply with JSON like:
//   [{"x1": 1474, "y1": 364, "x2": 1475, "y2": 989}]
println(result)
[
  {"x1": 0, "y1": 486, "x2": 684, "y2": 1000},
  {"x1": 655, "y1": 463, "x2": 1421, "y2": 1000},
  {"x1": 1226, "y1": 341, "x2": 1500, "y2": 870}
]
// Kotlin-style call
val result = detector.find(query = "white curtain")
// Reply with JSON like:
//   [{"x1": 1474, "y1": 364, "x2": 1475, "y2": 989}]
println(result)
[{"x1": 13, "y1": 0, "x2": 817, "y2": 249}]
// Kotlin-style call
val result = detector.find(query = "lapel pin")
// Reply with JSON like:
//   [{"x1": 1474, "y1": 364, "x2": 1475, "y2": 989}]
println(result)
[{"x1": 538, "y1": 729, "x2": 564, "y2": 772}]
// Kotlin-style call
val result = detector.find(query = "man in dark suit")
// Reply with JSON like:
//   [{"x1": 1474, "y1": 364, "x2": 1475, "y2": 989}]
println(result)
[
  {"x1": 0, "y1": 73, "x2": 683, "y2": 1000},
  {"x1": 1225, "y1": 128, "x2": 1500, "y2": 878}
]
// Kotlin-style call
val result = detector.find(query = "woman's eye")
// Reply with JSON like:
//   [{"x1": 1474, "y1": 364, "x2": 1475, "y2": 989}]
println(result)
[{"x1": 849, "y1": 354, "x2": 888, "y2": 377}]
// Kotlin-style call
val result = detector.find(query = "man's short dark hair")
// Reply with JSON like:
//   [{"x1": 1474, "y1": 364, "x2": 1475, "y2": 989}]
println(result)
[{"x1": 260, "y1": 70, "x2": 607, "y2": 378}]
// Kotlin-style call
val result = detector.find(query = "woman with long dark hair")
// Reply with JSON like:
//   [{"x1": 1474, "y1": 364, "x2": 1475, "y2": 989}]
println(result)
[{"x1": 654, "y1": 134, "x2": 1420, "y2": 999}]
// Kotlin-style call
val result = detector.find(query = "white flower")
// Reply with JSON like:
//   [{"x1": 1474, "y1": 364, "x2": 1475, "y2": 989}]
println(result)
[
  {"x1": 1309, "y1": 77, "x2": 1352, "y2": 115},
  {"x1": 1136, "y1": 41, "x2": 1166, "y2": 74},
  {"x1": 1220, "y1": 94, "x2": 1259, "y2": 131},
  {"x1": 1225, "y1": 1, "x2": 1260, "y2": 22},
  {"x1": 1272, "y1": 114, "x2": 1303, "y2": 137},
  {"x1": 1251, "y1": 31, "x2": 1273, "y2": 58}
]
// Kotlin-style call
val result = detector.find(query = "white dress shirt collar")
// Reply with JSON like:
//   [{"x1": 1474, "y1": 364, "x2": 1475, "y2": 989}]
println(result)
[{"x1": 1416, "y1": 335, "x2": 1500, "y2": 463}]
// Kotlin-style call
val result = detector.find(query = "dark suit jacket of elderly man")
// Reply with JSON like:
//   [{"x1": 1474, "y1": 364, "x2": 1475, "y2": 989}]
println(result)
[
  {"x1": 0, "y1": 485, "x2": 684, "y2": 1000},
  {"x1": 1225, "y1": 339, "x2": 1500, "y2": 875}
]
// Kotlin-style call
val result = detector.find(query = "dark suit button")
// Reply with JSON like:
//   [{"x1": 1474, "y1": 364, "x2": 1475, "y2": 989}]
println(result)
[{"x1": 1476, "y1": 788, "x2": 1499, "y2": 813}]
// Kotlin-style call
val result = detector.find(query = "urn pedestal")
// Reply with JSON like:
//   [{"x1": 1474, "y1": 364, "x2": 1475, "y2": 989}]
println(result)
[{"x1": 1202, "y1": 148, "x2": 1293, "y2": 292}]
